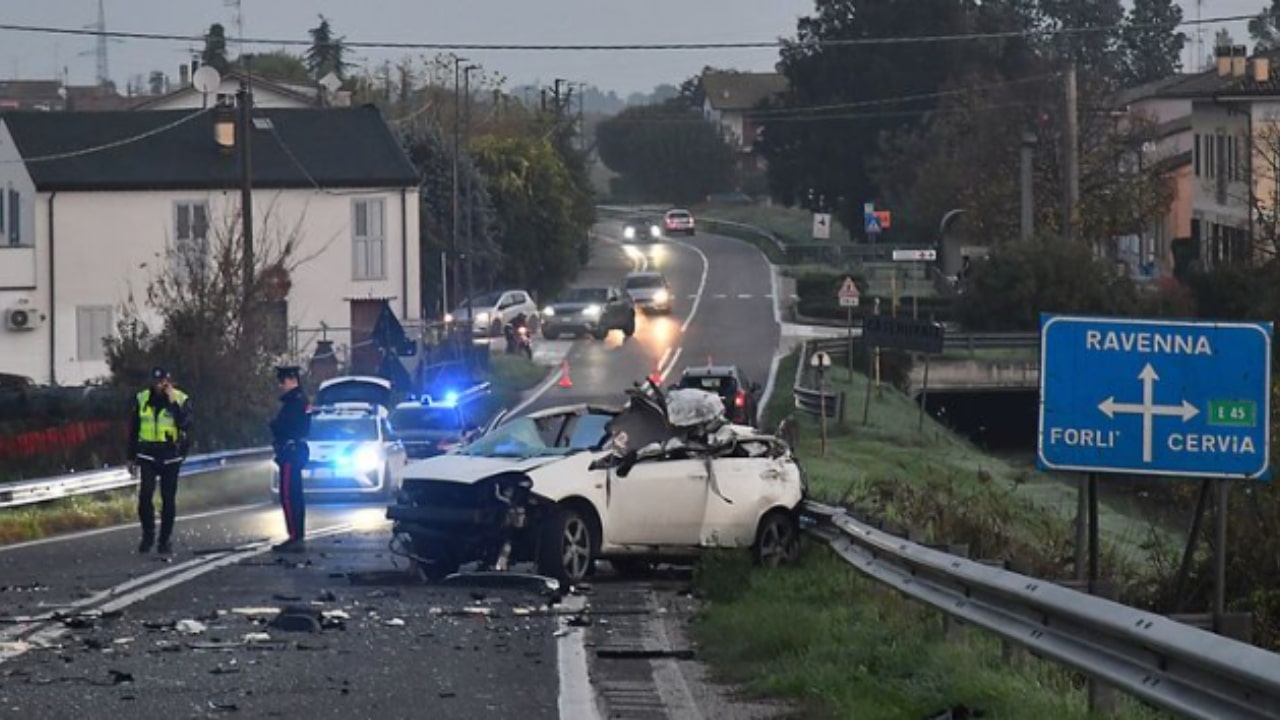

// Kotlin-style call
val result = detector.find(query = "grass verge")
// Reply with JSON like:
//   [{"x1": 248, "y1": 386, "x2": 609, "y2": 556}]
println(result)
[
  {"x1": 694, "y1": 204, "x2": 847, "y2": 244},
  {"x1": 691, "y1": 550, "x2": 1163, "y2": 720},
  {"x1": 0, "y1": 357, "x2": 549, "y2": 547},
  {"x1": 689, "y1": 351, "x2": 1182, "y2": 718}
]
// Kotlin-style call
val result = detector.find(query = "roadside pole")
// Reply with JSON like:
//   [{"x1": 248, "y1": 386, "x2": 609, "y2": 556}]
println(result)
[
  {"x1": 838, "y1": 276, "x2": 860, "y2": 382},
  {"x1": 918, "y1": 353, "x2": 930, "y2": 433},
  {"x1": 810, "y1": 352, "x2": 832, "y2": 456},
  {"x1": 1213, "y1": 479, "x2": 1229, "y2": 628}
]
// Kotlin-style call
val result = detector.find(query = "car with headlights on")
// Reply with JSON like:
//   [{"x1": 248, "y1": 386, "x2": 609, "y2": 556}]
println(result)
[
  {"x1": 271, "y1": 401, "x2": 407, "y2": 501},
  {"x1": 622, "y1": 217, "x2": 662, "y2": 243},
  {"x1": 663, "y1": 209, "x2": 696, "y2": 236},
  {"x1": 386, "y1": 384, "x2": 805, "y2": 584},
  {"x1": 624, "y1": 271, "x2": 673, "y2": 315},
  {"x1": 446, "y1": 289, "x2": 539, "y2": 337},
  {"x1": 541, "y1": 285, "x2": 635, "y2": 340}
]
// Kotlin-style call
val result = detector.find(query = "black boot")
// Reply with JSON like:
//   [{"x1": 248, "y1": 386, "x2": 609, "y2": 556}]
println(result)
[
  {"x1": 156, "y1": 538, "x2": 172, "y2": 554},
  {"x1": 138, "y1": 536, "x2": 154, "y2": 553}
]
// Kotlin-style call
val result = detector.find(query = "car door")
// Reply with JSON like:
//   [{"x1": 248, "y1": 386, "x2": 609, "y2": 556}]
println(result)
[
  {"x1": 698, "y1": 455, "x2": 798, "y2": 547},
  {"x1": 604, "y1": 455, "x2": 709, "y2": 547},
  {"x1": 380, "y1": 417, "x2": 408, "y2": 490},
  {"x1": 606, "y1": 287, "x2": 629, "y2": 327}
]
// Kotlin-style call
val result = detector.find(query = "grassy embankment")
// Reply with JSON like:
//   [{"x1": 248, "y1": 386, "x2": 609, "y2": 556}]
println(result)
[
  {"x1": 0, "y1": 354, "x2": 548, "y2": 546},
  {"x1": 690, "y1": 352, "x2": 1173, "y2": 719},
  {"x1": 690, "y1": 204, "x2": 845, "y2": 265}
]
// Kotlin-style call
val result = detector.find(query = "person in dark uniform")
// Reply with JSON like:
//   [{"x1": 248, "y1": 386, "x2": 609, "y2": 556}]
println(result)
[
  {"x1": 128, "y1": 366, "x2": 192, "y2": 554},
  {"x1": 269, "y1": 365, "x2": 311, "y2": 552}
]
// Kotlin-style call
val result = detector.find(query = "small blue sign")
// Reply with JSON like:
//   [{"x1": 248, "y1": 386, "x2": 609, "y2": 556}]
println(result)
[
  {"x1": 1038, "y1": 314, "x2": 1273, "y2": 479},
  {"x1": 864, "y1": 214, "x2": 881, "y2": 233}
]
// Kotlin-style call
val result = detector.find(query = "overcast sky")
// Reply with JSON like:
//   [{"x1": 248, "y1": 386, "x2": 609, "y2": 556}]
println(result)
[{"x1": 0, "y1": 1, "x2": 1263, "y2": 95}]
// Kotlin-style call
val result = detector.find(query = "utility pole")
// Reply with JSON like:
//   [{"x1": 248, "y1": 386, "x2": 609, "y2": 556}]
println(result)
[
  {"x1": 463, "y1": 64, "x2": 479, "y2": 315},
  {"x1": 1020, "y1": 131, "x2": 1037, "y2": 243},
  {"x1": 451, "y1": 55, "x2": 467, "y2": 317},
  {"x1": 237, "y1": 78, "x2": 254, "y2": 305},
  {"x1": 553, "y1": 78, "x2": 566, "y2": 121},
  {"x1": 1064, "y1": 64, "x2": 1080, "y2": 243}
]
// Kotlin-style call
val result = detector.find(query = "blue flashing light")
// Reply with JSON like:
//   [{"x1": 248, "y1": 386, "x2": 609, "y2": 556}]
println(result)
[{"x1": 442, "y1": 390, "x2": 460, "y2": 406}]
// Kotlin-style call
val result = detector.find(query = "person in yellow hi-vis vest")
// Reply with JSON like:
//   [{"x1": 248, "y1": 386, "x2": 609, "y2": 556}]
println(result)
[{"x1": 127, "y1": 366, "x2": 193, "y2": 555}]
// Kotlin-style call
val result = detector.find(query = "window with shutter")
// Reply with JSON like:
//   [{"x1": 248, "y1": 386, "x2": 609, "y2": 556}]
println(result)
[
  {"x1": 76, "y1": 306, "x2": 114, "y2": 361},
  {"x1": 352, "y1": 198, "x2": 386, "y2": 280}
]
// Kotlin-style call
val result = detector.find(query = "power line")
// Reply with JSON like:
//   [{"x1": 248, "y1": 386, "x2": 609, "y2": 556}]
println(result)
[
  {"x1": 745, "y1": 73, "x2": 1058, "y2": 118},
  {"x1": 600, "y1": 102, "x2": 1038, "y2": 126},
  {"x1": 4, "y1": 108, "x2": 211, "y2": 164},
  {"x1": 0, "y1": 14, "x2": 1257, "y2": 53}
]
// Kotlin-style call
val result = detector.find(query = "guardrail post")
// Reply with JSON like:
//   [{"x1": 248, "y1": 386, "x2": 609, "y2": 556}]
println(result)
[
  {"x1": 1087, "y1": 582, "x2": 1120, "y2": 716},
  {"x1": 941, "y1": 544, "x2": 969, "y2": 641}
]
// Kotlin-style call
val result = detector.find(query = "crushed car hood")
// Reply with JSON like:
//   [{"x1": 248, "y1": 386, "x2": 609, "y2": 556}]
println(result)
[{"x1": 403, "y1": 453, "x2": 568, "y2": 484}]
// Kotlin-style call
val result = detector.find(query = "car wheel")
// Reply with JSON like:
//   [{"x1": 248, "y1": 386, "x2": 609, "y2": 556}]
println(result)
[
  {"x1": 753, "y1": 510, "x2": 800, "y2": 567},
  {"x1": 538, "y1": 506, "x2": 596, "y2": 585},
  {"x1": 543, "y1": 327, "x2": 560, "y2": 341},
  {"x1": 622, "y1": 316, "x2": 636, "y2": 337},
  {"x1": 592, "y1": 327, "x2": 608, "y2": 340},
  {"x1": 407, "y1": 536, "x2": 460, "y2": 582},
  {"x1": 490, "y1": 320, "x2": 502, "y2": 338}
]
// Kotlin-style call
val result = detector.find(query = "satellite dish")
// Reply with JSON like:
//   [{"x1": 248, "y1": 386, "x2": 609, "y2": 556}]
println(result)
[
  {"x1": 319, "y1": 72, "x2": 341, "y2": 94},
  {"x1": 192, "y1": 65, "x2": 222, "y2": 94}
]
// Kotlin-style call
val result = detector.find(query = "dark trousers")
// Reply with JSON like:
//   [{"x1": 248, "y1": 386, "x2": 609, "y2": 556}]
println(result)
[
  {"x1": 276, "y1": 454, "x2": 306, "y2": 541},
  {"x1": 138, "y1": 459, "x2": 180, "y2": 542}
]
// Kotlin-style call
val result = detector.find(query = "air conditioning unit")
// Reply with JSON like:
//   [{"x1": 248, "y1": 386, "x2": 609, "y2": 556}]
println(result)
[{"x1": 5, "y1": 307, "x2": 45, "y2": 331}]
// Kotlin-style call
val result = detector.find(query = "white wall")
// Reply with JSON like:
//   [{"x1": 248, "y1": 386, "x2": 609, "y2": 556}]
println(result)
[
  {"x1": 11, "y1": 185, "x2": 418, "y2": 386},
  {"x1": 0, "y1": 120, "x2": 45, "y2": 382},
  {"x1": 143, "y1": 81, "x2": 313, "y2": 110},
  {"x1": 1191, "y1": 101, "x2": 1251, "y2": 226}
]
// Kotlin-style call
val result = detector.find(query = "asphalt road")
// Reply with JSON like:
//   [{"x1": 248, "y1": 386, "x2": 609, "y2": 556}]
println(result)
[{"x1": 0, "y1": 225, "x2": 783, "y2": 719}]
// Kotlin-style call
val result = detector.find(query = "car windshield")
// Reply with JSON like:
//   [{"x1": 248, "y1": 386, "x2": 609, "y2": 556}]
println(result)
[
  {"x1": 679, "y1": 375, "x2": 738, "y2": 397},
  {"x1": 310, "y1": 417, "x2": 379, "y2": 441},
  {"x1": 558, "y1": 288, "x2": 609, "y2": 304},
  {"x1": 391, "y1": 406, "x2": 459, "y2": 432},
  {"x1": 461, "y1": 417, "x2": 574, "y2": 458},
  {"x1": 461, "y1": 291, "x2": 502, "y2": 310},
  {"x1": 668, "y1": 212, "x2": 690, "y2": 220},
  {"x1": 626, "y1": 275, "x2": 665, "y2": 289}
]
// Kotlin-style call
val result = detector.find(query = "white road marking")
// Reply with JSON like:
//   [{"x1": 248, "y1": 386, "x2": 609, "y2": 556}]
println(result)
[
  {"x1": 712, "y1": 294, "x2": 728, "y2": 300},
  {"x1": 0, "y1": 523, "x2": 356, "y2": 664},
  {"x1": 510, "y1": 365, "x2": 564, "y2": 417},
  {"x1": 759, "y1": 352, "x2": 783, "y2": 425},
  {"x1": 0, "y1": 503, "x2": 271, "y2": 554},
  {"x1": 672, "y1": 239, "x2": 709, "y2": 335},
  {"x1": 660, "y1": 347, "x2": 684, "y2": 383},
  {"x1": 737, "y1": 294, "x2": 752, "y2": 299},
  {"x1": 658, "y1": 346, "x2": 673, "y2": 372},
  {"x1": 557, "y1": 594, "x2": 602, "y2": 720}
]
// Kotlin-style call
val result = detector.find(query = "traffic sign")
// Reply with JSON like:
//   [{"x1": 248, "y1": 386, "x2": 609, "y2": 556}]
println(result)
[
  {"x1": 1038, "y1": 315, "x2": 1273, "y2": 479},
  {"x1": 865, "y1": 214, "x2": 882, "y2": 233},
  {"x1": 874, "y1": 210, "x2": 892, "y2": 230},
  {"x1": 812, "y1": 213, "x2": 831, "y2": 240},
  {"x1": 863, "y1": 315, "x2": 945, "y2": 354},
  {"x1": 810, "y1": 351, "x2": 832, "y2": 368},
  {"x1": 838, "y1": 276, "x2": 860, "y2": 307},
  {"x1": 892, "y1": 249, "x2": 937, "y2": 261}
]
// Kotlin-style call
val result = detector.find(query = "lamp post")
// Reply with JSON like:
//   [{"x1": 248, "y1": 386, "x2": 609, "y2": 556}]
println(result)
[
  {"x1": 236, "y1": 80, "x2": 254, "y2": 307},
  {"x1": 451, "y1": 55, "x2": 468, "y2": 325},
  {"x1": 464, "y1": 64, "x2": 479, "y2": 315}
]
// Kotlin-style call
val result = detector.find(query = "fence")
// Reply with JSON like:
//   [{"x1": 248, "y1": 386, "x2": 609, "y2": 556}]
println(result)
[{"x1": 801, "y1": 500, "x2": 1280, "y2": 720}]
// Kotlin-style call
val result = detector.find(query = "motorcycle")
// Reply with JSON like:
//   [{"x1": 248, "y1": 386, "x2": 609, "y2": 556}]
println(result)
[{"x1": 504, "y1": 322, "x2": 534, "y2": 360}]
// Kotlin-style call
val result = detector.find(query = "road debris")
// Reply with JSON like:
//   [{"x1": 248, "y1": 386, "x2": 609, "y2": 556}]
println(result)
[
  {"x1": 230, "y1": 607, "x2": 280, "y2": 619},
  {"x1": 596, "y1": 648, "x2": 696, "y2": 660},
  {"x1": 175, "y1": 619, "x2": 208, "y2": 635},
  {"x1": 208, "y1": 698, "x2": 239, "y2": 712},
  {"x1": 384, "y1": 618, "x2": 406, "y2": 627},
  {"x1": 269, "y1": 606, "x2": 322, "y2": 633},
  {"x1": 242, "y1": 632, "x2": 273, "y2": 644}
]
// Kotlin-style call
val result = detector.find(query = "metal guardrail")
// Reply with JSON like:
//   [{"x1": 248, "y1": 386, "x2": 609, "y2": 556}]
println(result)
[
  {"x1": 794, "y1": 385, "x2": 844, "y2": 420},
  {"x1": 0, "y1": 447, "x2": 272, "y2": 509},
  {"x1": 807, "y1": 332, "x2": 1038, "y2": 359},
  {"x1": 801, "y1": 500, "x2": 1280, "y2": 720}
]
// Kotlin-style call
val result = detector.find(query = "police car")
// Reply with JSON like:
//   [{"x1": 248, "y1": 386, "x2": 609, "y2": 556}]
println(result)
[
  {"x1": 390, "y1": 383, "x2": 493, "y2": 459},
  {"x1": 271, "y1": 376, "x2": 407, "y2": 501}
]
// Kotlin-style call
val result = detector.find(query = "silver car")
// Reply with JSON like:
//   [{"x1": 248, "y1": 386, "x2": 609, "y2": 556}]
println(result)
[{"x1": 624, "y1": 271, "x2": 673, "y2": 315}]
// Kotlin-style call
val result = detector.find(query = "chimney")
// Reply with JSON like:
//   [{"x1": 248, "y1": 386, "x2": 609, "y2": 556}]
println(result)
[
  {"x1": 178, "y1": 64, "x2": 190, "y2": 87},
  {"x1": 1232, "y1": 46, "x2": 1248, "y2": 77},
  {"x1": 1254, "y1": 56, "x2": 1271, "y2": 84},
  {"x1": 1217, "y1": 45, "x2": 1232, "y2": 77}
]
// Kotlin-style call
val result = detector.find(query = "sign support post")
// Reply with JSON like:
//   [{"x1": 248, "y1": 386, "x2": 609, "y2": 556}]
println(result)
[
  {"x1": 1213, "y1": 479, "x2": 1229, "y2": 629},
  {"x1": 1173, "y1": 480, "x2": 1212, "y2": 613},
  {"x1": 918, "y1": 353, "x2": 931, "y2": 433},
  {"x1": 818, "y1": 365, "x2": 828, "y2": 456},
  {"x1": 837, "y1": 276, "x2": 860, "y2": 383}
]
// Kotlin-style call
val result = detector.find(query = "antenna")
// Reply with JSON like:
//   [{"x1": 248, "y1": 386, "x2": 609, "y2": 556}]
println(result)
[
  {"x1": 1196, "y1": 0, "x2": 1205, "y2": 72},
  {"x1": 93, "y1": 0, "x2": 108, "y2": 86},
  {"x1": 224, "y1": 0, "x2": 244, "y2": 57}
]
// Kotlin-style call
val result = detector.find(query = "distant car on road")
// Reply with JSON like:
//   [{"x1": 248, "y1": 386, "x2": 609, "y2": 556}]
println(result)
[
  {"x1": 622, "y1": 217, "x2": 662, "y2": 243},
  {"x1": 663, "y1": 209, "x2": 696, "y2": 236},
  {"x1": 624, "y1": 271, "x2": 673, "y2": 315},
  {"x1": 541, "y1": 286, "x2": 635, "y2": 340},
  {"x1": 446, "y1": 289, "x2": 539, "y2": 337},
  {"x1": 676, "y1": 365, "x2": 761, "y2": 427}
]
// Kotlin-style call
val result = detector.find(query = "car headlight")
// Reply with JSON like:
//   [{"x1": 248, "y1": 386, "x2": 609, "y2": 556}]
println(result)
[
  {"x1": 650, "y1": 225, "x2": 661, "y2": 238},
  {"x1": 444, "y1": 313, "x2": 454, "y2": 323},
  {"x1": 542, "y1": 306, "x2": 556, "y2": 317},
  {"x1": 353, "y1": 445, "x2": 383, "y2": 474},
  {"x1": 624, "y1": 227, "x2": 636, "y2": 239},
  {"x1": 653, "y1": 289, "x2": 670, "y2": 304},
  {"x1": 583, "y1": 304, "x2": 602, "y2": 319},
  {"x1": 474, "y1": 312, "x2": 490, "y2": 325}
]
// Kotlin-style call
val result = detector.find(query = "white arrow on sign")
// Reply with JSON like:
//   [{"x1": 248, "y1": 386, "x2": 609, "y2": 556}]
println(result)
[{"x1": 1097, "y1": 363, "x2": 1199, "y2": 463}]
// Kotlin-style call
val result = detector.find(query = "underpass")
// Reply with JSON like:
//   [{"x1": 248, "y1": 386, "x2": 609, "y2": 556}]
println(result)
[{"x1": 0, "y1": 222, "x2": 784, "y2": 719}]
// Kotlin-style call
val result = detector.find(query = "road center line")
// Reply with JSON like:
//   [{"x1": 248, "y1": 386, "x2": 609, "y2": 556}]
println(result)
[
  {"x1": 0, "y1": 503, "x2": 273, "y2": 554},
  {"x1": 557, "y1": 594, "x2": 602, "y2": 720}
]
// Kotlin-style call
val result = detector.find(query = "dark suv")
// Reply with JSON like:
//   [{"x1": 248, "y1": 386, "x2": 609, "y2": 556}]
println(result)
[
  {"x1": 541, "y1": 286, "x2": 635, "y2": 340},
  {"x1": 676, "y1": 365, "x2": 761, "y2": 427}
]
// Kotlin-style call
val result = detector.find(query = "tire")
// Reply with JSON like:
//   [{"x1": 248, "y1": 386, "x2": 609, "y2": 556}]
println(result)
[
  {"x1": 543, "y1": 327, "x2": 560, "y2": 341},
  {"x1": 537, "y1": 505, "x2": 596, "y2": 585},
  {"x1": 592, "y1": 327, "x2": 608, "y2": 340},
  {"x1": 622, "y1": 316, "x2": 636, "y2": 338},
  {"x1": 753, "y1": 510, "x2": 800, "y2": 568}
]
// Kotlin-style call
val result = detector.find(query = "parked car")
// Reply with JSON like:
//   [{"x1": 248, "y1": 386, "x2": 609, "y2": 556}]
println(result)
[
  {"x1": 386, "y1": 385, "x2": 805, "y2": 583},
  {"x1": 315, "y1": 375, "x2": 394, "y2": 411},
  {"x1": 541, "y1": 286, "x2": 635, "y2": 340},
  {"x1": 390, "y1": 384, "x2": 493, "y2": 459},
  {"x1": 676, "y1": 365, "x2": 761, "y2": 427},
  {"x1": 447, "y1": 289, "x2": 539, "y2": 337},
  {"x1": 663, "y1": 209, "x2": 696, "y2": 236},
  {"x1": 272, "y1": 401, "x2": 407, "y2": 501},
  {"x1": 624, "y1": 271, "x2": 673, "y2": 315},
  {"x1": 622, "y1": 217, "x2": 662, "y2": 243}
]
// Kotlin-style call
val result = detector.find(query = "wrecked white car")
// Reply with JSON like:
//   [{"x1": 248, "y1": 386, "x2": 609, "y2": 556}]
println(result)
[{"x1": 386, "y1": 385, "x2": 806, "y2": 584}]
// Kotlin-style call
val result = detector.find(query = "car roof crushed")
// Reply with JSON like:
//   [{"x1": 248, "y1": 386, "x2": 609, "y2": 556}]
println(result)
[{"x1": 605, "y1": 383, "x2": 785, "y2": 462}]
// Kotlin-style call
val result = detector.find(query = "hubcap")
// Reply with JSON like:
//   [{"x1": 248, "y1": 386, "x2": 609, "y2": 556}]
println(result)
[
  {"x1": 759, "y1": 518, "x2": 794, "y2": 567},
  {"x1": 561, "y1": 517, "x2": 591, "y2": 580}
]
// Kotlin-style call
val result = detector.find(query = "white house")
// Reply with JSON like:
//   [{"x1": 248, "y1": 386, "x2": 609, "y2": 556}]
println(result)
[
  {"x1": 699, "y1": 71, "x2": 788, "y2": 167},
  {"x1": 132, "y1": 68, "x2": 351, "y2": 111},
  {"x1": 0, "y1": 104, "x2": 420, "y2": 386}
]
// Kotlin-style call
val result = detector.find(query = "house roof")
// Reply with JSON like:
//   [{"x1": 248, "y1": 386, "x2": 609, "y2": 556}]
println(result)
[
  {"x1": 1154, "y1": 115, "x2": 1192, "y2": 139},
  {"x1": 1156, "y1": 52, "x2": 1280, "y2": 99},
  {"x1": 1153, "y1": 149, "x2": 1193, "y2": 174},
  {"x1": 0, "y1": 80, "x2": 67, "y2": 110},
  {"x1": 1110, "y1": 74, "x2": 1196, "y2": 108},
  {"x1": 130, "y1": 69, "x2": 320, "y2": 110},
  {"x1": 701, "y1": 72, "x2": 788, "y2": 112},
  {"x1": 1, "y1": 105, "x2": 419, "y2": 192}
]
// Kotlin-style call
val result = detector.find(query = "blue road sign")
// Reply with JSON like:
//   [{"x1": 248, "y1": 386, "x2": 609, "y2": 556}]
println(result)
[
  {"x1": 1038, "y1": 314, "x2": 1273, "y2": 479},
  {"x1": 864, "y1": 214, "x2": 881, "y2": 233}
]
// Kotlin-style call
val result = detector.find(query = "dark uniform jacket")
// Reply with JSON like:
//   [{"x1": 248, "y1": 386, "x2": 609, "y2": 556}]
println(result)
[
  {"x1": 270, "y1": 386, "x2": 311, "y2": 461},
  {"x1": 128, "y1": 389, "x2": 193, "y2": 462}
]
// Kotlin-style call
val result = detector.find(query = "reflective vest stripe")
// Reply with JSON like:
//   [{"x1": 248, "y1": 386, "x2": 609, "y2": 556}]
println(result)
[{"x1": 136, "y1": 388, "x2": 188, "y2": 443}]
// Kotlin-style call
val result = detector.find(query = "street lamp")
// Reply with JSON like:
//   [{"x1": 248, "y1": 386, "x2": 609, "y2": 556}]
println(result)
[
  {"x1": 464, "y1": 64, "x2": 479, "y2": 314},
  {"x1": 451, "y1": 55, "x2": 468, "y2": 324}
]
